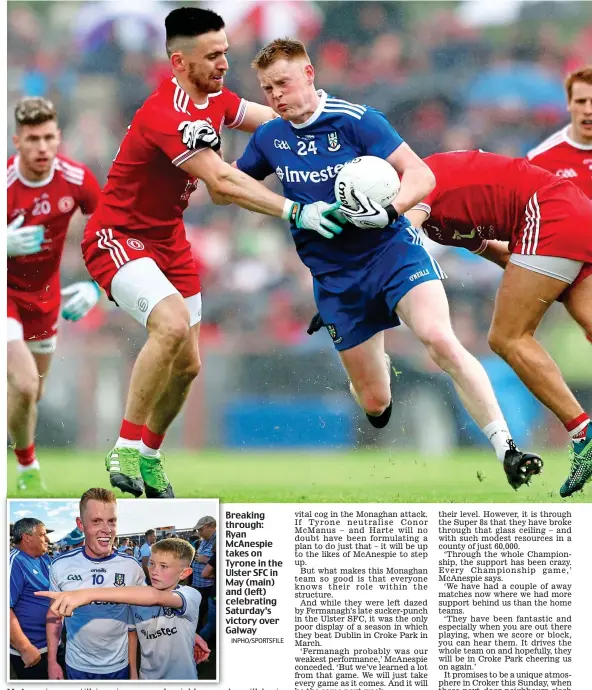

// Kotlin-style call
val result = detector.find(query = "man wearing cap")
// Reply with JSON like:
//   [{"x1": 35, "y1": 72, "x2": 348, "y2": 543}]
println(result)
[
  {"x1": 192, "y1": 517, "x2": 216, "y2": 627},
  {"x1": 9, "y1": 517, "x2": 60, "y2": 679}
]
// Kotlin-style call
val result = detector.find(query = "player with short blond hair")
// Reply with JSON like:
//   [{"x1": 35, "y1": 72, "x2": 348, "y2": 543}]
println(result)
[
  {"x1": 193, "y1": 37, "x2": 541, "y2": 489},
  {"x1": 8, "y1": 97, "x2": 102, "y2": 495},
  {"x1": 45, "y1": 488, "x2": 145, "y2": 680}
]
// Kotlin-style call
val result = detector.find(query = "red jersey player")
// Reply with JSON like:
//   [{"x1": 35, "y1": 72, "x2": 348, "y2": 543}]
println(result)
[
  {"x1": 405, "y1": 150, "x2": 592, "y2": 497},
  {"x1": 82, "y1": 7, "x2": 342, "y2": 498},
  {"x1": 7, "y1": 97, "x2": 101, "y2": 494},
  {"x1": 526, "y1": 65, "x2": 592, "y2": 321}
]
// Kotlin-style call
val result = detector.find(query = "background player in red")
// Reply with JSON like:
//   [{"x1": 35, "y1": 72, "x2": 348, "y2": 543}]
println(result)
[
  {"x1": 526, "y1": 65, "x2": 592, "y2": 341},
  {"x1": 82, "y1": 8, "x2": 342, "y2": 498},
  {"x1": 405, "y1": 150, "x2": 592, "y2": 498},
  {"x1": 7, "y1": 97, "x2": 101, "y2": 494}
]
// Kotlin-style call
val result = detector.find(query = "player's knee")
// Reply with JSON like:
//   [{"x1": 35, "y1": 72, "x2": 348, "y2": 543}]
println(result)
[
  {"x1": 11, "y1": 372, "x2": 40, "y2": 406},
  {"x1": 358, "y1": 387, "x2": 391, "y2": 416},
  {"x1": 424, "y1": 330, "x2": 463, "y2": 369},
  {"x1": 488, "y1": 327, "x2": 512, "y2": 358},
  {"x1": 172, "y1": 353, "x2": 201, "y2": 383},
  {"x1": 150, "y1": 315, "x2": 191, "y2": 355}
]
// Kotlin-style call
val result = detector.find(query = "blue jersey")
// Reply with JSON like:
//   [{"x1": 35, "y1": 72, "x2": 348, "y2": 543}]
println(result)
[
  {"x1": 50, "y1": 547, "x2": 145, "y2": 675},
  {"x1": 9, "y1": 548, "x2": 52, "y2": 654},
  {"x1": 236, "y1": 90, "x2": 404, "y2": 276}
]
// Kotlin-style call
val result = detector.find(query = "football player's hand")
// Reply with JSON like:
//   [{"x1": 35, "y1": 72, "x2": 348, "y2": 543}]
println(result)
[
  {"x1": 35, "y1": 590, "x2": 91, "y2": 617},
  {"x1": 61, "y1": 281, "x2": 101, "y2": 321},
  {"x1": 178, "y1": 120, "x2": 221, "y2": 152},
  {"x1": 290, "y1": 201, "x2": 345, "y2": 239},
  {"x1": 21, "y1": 643, "x2": 42, "y2": 668},
  {"x1": 340, "y1": 189, "x2": 398, "y2": 229},
  {"x1": 307, "y1": 312, "x2": 325, "y2": 335},
  {"x1": 48, "y1": 659, "x2": 65, "y2": 680},
  {"x1": 7, "y1": 214, "x2": 45, "y2": 256},
  {"x1": 194, "y1": 634, "x2": 211, "y2": 663}
]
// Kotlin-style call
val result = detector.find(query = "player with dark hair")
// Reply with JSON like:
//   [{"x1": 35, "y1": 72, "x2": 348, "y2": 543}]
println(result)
[
  {"x1": 194, "y1": 38, "x2": 541, "y2": 490},
  {"x1": 83, "y1": 8, "x2": 344, "y2": 498},
  {"x1": 402, "y1": 149, "x2": 592, "y2": 497},
  {"x1": 8, "y1": 97, "x2": 101, "y2": 494}
]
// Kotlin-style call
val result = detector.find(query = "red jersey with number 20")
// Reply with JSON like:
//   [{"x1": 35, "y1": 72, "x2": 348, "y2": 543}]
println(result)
[
  {"x1": 7, "y1": 155, "x2": 100, "y2": 293},
  {"x1": 417, "y1": 150, "x2": 592, "y2": 263},
  {"x1": 90, "y1": 77, "x2": 246, "y2": 241}
]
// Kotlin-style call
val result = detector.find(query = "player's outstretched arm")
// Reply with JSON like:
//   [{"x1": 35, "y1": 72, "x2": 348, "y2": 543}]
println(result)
[
  {"x1": 36, "y1": 587, "x2": 184, "y2": 615},
  {"x1": 180, "y1": 149, "x2": 343, "y2": 238}
]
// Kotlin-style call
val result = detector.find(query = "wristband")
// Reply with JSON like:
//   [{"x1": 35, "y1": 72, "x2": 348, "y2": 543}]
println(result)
[
  {"x1": 386, "y1": 205, "x2": 399, "y2": 224},
  {"x1": 281, "y1": 199, "x2": 296, "y2": 221}
]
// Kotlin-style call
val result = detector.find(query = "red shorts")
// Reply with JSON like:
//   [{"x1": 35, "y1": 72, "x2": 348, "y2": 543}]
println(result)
[
  {"x1": 512, "y1": 180, "x2": 592, "y2": 262},
  {"x1": 7, "y1": 286, "x2": 60, "y2": 341},
  {"x1": 82, "y1": 220, "x2": 201, "y2": 300}
]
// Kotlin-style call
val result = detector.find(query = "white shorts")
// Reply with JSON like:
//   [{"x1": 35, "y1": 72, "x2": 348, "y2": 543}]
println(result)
[
  {"x1": 509, "y1": 254, "x2": 583, "y2": 284},
  {"x1": 110, "y1": 257, "x2": 202, "y2": 328},
  {"x1": 6, "y1": 319, "x2": 57, "y2": 353}
]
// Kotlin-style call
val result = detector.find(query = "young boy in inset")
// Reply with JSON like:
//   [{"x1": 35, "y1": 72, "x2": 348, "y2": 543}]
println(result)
[{"x1": 37, "y1": 538, "x2": 206, "y2": 680}]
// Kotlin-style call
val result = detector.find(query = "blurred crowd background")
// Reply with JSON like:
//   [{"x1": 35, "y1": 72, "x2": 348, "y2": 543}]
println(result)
[{"x1": 7, "y1": 0, "x2": 592, "y2": 452}]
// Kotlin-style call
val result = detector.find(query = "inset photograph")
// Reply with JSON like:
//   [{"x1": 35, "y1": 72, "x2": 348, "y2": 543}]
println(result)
[{"x1": 9, "y1": 491, "x2": 218, "y2": 682}]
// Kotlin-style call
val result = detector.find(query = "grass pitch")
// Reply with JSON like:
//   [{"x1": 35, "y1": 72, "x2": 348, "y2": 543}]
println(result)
[{"x1": 7, "y1": 448, "x2": 590, "y2": 503}]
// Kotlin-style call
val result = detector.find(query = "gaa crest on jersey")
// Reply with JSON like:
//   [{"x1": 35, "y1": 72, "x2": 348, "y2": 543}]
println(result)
[
  {"x1": 58, "y1": 196, "x2": 75, "y2": 213},
  {"x1": 126, "y1": 238, "x2": 145, "y2": 251},
  {"x1": 113, "y1": 573, "x2": 126, "y2": 587},
  {"x1": 326, "y1": 323, "x2": 343, "y2": 345},
  {"x1": 327, "y1": 132, "x2": 341, "y2": 152},
  {"x1": 162, "y1": 607, "x2": 176, "y2": 618}
]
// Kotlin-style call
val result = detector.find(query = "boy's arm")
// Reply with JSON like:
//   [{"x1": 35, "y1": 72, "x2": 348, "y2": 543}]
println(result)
[
  {"x1": 128, "y1": 629, "x2": 139, "y2": 681},
  {"x1": 46, "y1": 606, "x2": 64, "y2": 680},
  {"x1": 36, "y1": 587, "x2": 184, "y2": 615}
]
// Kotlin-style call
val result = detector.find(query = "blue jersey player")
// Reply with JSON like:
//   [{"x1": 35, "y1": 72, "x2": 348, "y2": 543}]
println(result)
[{"x1": 196, "y1": 39, "x2": 540, "y2": 487}]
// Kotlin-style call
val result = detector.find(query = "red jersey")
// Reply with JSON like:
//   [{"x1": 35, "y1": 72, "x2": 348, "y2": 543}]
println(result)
[
  {"x1": 7, "y1": 154, "x2": 100, "y2": 293},
  {"x1": 417, "y1": 150, "x2": 592, "y2": 263},
  {"x1": 92, "y1": 77, "x2": 246, "y2": 241},
  {"x1": 526, "y1": 126, "x2": 592, "y2": 198}
]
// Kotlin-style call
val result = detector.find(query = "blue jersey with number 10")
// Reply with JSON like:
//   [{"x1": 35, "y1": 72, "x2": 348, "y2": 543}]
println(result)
[{"x1": 236, "y1": 90, "x2": 404, "y2": 277}]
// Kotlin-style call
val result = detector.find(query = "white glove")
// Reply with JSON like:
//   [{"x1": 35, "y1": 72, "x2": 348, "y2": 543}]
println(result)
[
  {"x1": 7, "y1": 214, "x2": 45, "y2": 257},
  {"x1": 178, "y1": 120, "x2": 221, "y2": 152},
  {"x1": 288, "y1": 201, "x2": 344, "y2": 239},
  {"x1": 340, "y1": 189, "x2": 398, "y2": 229},
  {"x1": 61, "y1": 281, "x2": 101, "y2": 321}
]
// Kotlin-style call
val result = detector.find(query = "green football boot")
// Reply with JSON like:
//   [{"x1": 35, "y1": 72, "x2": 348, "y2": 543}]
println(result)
[
  {"x1": 560, "y1": 427, "x2": 592, "y2": 498},
  {"x1": 16, "y1": 467, "x2": 48, "y2": 495},
  {"x1": 140, "y1": 452, "x2": 175, "y2": 498},
  {"x1": 105, "y1": 447, "x2": 144, "y2": 498}
]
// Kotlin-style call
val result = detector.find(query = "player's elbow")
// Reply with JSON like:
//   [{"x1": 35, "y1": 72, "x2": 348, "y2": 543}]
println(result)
[{"x1": 420, "y1": 164, "x2": 436, "y2": 195}]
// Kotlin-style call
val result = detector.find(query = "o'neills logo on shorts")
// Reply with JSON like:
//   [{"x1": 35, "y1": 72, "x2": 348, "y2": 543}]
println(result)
[{"x1": 127, "y1": 238, "x2": 145, "y2": 251}]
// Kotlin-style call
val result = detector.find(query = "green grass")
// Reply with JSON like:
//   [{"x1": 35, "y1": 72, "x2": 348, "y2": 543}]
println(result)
[{"x1": 8, "y1": 448, "x2": 591, "y2": 503}]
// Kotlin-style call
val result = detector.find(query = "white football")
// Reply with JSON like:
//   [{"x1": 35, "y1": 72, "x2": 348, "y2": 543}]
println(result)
[{"x1": 334, "y1": 155, "x2": 400, "y2": 209}]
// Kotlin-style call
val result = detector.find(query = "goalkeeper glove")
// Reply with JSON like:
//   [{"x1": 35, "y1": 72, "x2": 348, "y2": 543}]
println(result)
[
  {"x1": 284, "y1": 200, "x2": 344, "y2": 239},
  {"x1": 61, "y1": 281, "x2": 101, "y2": 321},
  {"x1": 7, "y1": 215, "x2": 45, "y2": 256}
]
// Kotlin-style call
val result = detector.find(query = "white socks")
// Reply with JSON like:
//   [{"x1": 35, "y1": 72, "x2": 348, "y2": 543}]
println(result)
[
  {"x1": 483, "y1": 420, "x2": 513, "y2": 462},
  {"x1": 139, "y1": 441, "x2": 159, "y2": 458},
  {"x1": 115, "y1": 437, "x2": 141, "y2": 450}
]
